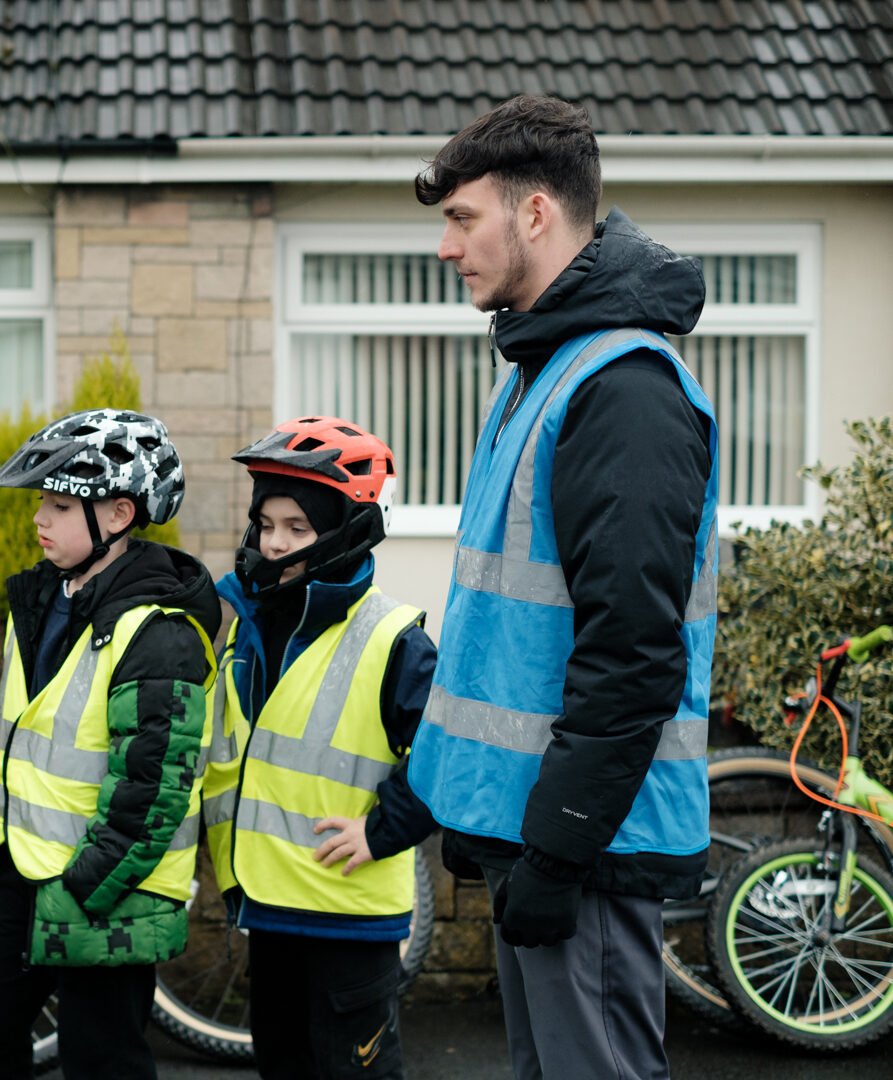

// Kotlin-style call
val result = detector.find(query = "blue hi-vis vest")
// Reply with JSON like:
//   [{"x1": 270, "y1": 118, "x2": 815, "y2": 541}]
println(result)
[{"x1": 409, "y1": 327, "x2": 718, "y2": 855}]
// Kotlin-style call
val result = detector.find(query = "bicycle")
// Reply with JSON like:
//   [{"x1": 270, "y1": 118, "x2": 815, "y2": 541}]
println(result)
[
  {"x1": 661, "y1": 745, "x2": 893, "y2": 1028},
  {"x1": 31, "y1": 844, "x2": 435, "y2": 1072},
  {"x1": 705, "y1": 625, "x2": 893, "y2": 1050}
]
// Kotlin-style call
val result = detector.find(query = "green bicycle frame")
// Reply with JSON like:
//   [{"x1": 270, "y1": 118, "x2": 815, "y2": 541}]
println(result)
[
  {"x1": 825, "y1": 754, "x2": 893, "y2": 928},
  {"x1": 839, "y1": 756, "x2": 893, "y2": 828}
]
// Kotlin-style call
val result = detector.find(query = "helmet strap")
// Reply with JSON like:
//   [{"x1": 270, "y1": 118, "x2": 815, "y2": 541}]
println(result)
[
  {"x1": 64, "y1": 499, "x2": 130, "y2": 579},
  {"x1": 235, "y1": 503, "x2": 383, "y2": 598}
]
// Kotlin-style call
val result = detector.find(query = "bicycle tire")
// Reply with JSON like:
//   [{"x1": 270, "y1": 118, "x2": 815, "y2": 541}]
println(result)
[
  {"x1": 707, "y1": 836, "x2": 893, "y2": 1050},
  {"x1": 398, "y1": 846, "x2": 435, "y2": 992},
  {"x1": 150, "y1": 845, "x2": 435, "y2": 1064},
  {"x1": 661, "y1": 747, "x2": 893, "y2": 1029}
]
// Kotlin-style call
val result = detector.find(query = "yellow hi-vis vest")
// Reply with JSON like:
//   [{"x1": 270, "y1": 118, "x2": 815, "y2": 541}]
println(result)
[
  {"x1": 0, "y1": 605, "x2": 216, "y2": 901},
  {"x1": 205, "y1": 586, "x2": 421, "y2": 919}
]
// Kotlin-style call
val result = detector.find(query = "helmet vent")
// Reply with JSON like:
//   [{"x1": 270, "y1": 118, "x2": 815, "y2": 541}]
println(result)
[
  {"x1": 294, "y1": 437, "x2": 324, "y2": 451},
  {"x1": 24, "y1": 450, "x2": 50, "y2": 470},
  {"x1": 336, "y1": 426, "x2": 362, "y2": 437},
  {"x1": 344, "y1": 459, "x2": 372, "y2": 476},
  {"x1": 68, "y1": 461, "x2": 104, "y2": 480},
  {"x1": 103, "y1": 442, "x2": 134, "y2": 465},
  {"x1": 71, "y1": 424, "x2": 100, "y2": 437},
  {"x1": 137, "y1": 436, "x2": 161, "y2": 451},
  {"x1": 155, "y1": 456, "x2": 178, "y2": 479}
]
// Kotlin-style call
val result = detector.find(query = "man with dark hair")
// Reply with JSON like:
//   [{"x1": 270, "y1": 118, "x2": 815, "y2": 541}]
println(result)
[
  {"x1": 409, "y1": 95, "x2": 719, "y2": 1079},
  {"x1": 415, "y1": 95, "x2": 601, "y2": 234}
]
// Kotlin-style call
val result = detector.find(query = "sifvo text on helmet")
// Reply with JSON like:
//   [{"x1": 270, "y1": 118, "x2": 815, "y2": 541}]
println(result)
[{"x1": 42, "y1": 477, "x2": 95, "y2": 498}]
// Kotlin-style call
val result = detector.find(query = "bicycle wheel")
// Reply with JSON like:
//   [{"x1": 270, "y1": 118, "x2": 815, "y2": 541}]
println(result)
[
  {"x1": 707, "y1": 836, "x2": 893, "y2": 1050},
  {"x1": 398, "y1": 845, "x2": 435, "y2": 992},
  {"x1": 662, "y1": 747, "x2": 893, "y2": 1028},
  {"x1": 151, "y1": 846, "x2": 253, "y2": 1063},
  {"x1": 151, "y1": 844, "x2": 435, "y2": 1063}
]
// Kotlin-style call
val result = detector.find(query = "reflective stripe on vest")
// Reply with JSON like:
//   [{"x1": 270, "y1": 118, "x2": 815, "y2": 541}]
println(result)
[
  {"x1": 211, "y1": 587, "x2": 420, "y2": 918},
  {"x1": 203, "y1": 626, "x2": 250, "y2": 893},
  {"x1": 0, "y1": 622, "x2": 27, "y2": 836},
  {"x1": 2, "y1": 604, "x2": 215, "y2": 899},
  {"x1": 409, "y1": 327, "x2": 718, "y2": 851},
  {"x1": 446, "y1": 514, "x2": 717, "y2": 760}
]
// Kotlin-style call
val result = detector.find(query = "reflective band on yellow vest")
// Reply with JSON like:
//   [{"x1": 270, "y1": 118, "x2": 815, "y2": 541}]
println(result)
[
  {"x1": 212, "y1": 587, "x2": 419, "y2": 918},
  {"x1": 1, "y1": 606, "x2": 215, "y2": 900},
  {"x1": 203, "y1": 617, "x2": 249, "y2": 894}
]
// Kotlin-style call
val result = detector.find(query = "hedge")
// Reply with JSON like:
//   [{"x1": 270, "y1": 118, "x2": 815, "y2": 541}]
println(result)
[{"x1": 713, "y1": 416, "x2": 893, "y2": 787}]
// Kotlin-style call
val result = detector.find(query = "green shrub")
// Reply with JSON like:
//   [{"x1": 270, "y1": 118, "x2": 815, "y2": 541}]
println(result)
[
  {"x1": 0, "y1": 330, "x2": 181, "y2": 625},
  {"x1": 68, "y1": 327, "x2": 143, "y2": 412},
  {"x1": 714, "y1": 417, "x2": 893, "y2": 786},
  {"x1": 0, "y1": 406, "x2": 50, "y2": 623}
]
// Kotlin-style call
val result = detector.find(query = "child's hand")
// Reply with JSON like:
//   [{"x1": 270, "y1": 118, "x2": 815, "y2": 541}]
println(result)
[{"x1": 312, "y1": 815, "x2": 372, "y2": 876}]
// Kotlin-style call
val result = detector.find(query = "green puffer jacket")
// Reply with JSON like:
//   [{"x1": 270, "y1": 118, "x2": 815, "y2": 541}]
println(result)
[{"x1": 3, "y1": 540, "x2": 221, "y2": 967}]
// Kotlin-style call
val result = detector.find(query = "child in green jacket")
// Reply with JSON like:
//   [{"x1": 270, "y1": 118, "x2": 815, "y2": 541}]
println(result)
[{"x1": 0, "y1": 409, "x2": 220, "y2": 1080}]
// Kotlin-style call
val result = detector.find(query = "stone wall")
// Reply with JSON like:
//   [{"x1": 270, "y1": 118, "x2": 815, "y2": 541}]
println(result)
[
  {"x1": 410, "y1": 835, "x2": 497, "y2": 1001},
  {"x1": 53, "y1": 182, "x2": 276, "y2": 583}
]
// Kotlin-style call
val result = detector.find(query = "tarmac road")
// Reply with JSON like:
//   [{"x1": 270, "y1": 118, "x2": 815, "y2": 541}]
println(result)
[{"x1": 40, "y1": 989, "x2": 893, "y2": 1079}]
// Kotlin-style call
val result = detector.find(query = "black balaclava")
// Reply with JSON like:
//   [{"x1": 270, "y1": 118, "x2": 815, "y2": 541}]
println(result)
[
  {"x1": 249, "y1": 473, "x2": 345, "y2": 538},
  {"x1": 249, "y1": 474, "x2": 352, "y2": 688}
]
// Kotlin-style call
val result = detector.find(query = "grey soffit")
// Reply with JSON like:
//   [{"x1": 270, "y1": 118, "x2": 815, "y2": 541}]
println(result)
[{"x1": 0, "y1": 0, "x2": 891, "y2": 146}]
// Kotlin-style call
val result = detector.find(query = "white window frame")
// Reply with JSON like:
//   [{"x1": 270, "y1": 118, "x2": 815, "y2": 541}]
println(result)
[
  {"x1": 0, "y1": 219, "x2": 54, "y2": 416},
  {"x1": 276, "y1": 221, "x2": 821, "y2": 538},
  {"x1": 276, "y1": 223, "x2": 490, "y2": 536},
  {"x1": 648, "y1": 222, "x2": 822, "y2": 535}
]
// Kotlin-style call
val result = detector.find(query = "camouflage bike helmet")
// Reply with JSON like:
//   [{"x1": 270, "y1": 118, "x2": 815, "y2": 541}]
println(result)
[
  {"x1": 232, "y1": 415, "x2": 396, "y2": 596},
  {"x1": 0, "y1": 408, "x2": 184, "y2": 572}
]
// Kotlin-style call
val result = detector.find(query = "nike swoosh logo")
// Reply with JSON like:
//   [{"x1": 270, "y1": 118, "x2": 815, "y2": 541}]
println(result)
[
  {"x1": 356, "y1": 1022, "x2": 386, "y2": 1061},
  {"x1": 352, "y1": 1005, "x2": 398, "y2": 1068}
]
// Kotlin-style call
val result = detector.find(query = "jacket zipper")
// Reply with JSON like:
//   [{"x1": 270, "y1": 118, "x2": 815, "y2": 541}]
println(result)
[{"x1": 494, "y1": 363, "x2": 525, "y2": 447}]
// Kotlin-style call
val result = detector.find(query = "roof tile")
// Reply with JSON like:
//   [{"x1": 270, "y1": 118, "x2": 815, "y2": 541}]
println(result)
[{"x1": 0, "y1": 0, "x2": 890, "y2": 145}]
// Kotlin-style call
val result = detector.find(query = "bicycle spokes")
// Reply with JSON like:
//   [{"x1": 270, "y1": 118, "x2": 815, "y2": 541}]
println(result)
[{"x1": 709, "y1": 839, "x2": 893, "y2": 1049}]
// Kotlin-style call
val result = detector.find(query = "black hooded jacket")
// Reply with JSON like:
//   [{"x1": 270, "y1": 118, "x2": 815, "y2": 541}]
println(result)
[
  {"x1": 444, "y1": 208, "x2": 714, "y2": 900},
  {"x1": 5, "y1": 539, "x2": 221, "y2": 908}
]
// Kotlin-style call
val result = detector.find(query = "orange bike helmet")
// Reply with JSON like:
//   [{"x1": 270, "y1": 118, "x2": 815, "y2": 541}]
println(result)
[{"x1": 232, "y1": 416, "x2": 396, "y2": 596}]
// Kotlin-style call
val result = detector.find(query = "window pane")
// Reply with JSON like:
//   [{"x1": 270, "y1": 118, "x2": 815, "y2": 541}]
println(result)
[
  {"x1": 690, "y1": 254, "x2": 797, "y2": 304},
  {"x1": 0, "y1": 321, "x2": 44, "y2": 413},
  {"x1": 0, "y1": 241, "x2": 33, "y2": 289},
  {"x1": 288, "y1": 333, "x2": 500, "y2": 505},
  {"x1": 302, "y1": 253, "x2": 463, "y2": 304},
  {"x1": 671, "y1": 334, "x2": 805, "y2": 506}
]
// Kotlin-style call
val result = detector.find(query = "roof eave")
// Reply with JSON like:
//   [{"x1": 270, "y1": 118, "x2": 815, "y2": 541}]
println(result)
[{"x1": 1, "y1": 134, "x2": 891, "y2": 185}]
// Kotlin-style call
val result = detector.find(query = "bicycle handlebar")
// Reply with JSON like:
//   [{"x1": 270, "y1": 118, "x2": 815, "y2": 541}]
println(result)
[
  {"x1": 786, "y1": 626, "x2": 891, "y2": 718},
  {"x1": 846, "y1": 625, "x2": 893, "y2": 663}
]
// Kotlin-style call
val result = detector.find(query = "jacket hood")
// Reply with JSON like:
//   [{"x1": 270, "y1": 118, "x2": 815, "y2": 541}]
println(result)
[
  {"x1": 493, "y1": 207, "x2": 705, "y2": 367},
  {"x1": 217, "y1": 554, "x2": 375, "y2": 635},
  {"x1": 78, "y1": 539, "x2": 222, "y2": 644},
  {"x1": 6, "y1": 540, "x2": 221, "y2": 690}
]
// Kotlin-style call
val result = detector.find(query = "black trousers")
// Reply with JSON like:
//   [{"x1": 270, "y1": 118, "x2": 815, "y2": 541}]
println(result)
[
  {"x1": 0, "y1": 844, "x2": 157, "y2": 1080},
  {"x1": 248, "y1": 929, "x2": 405, "y2": 1080}
]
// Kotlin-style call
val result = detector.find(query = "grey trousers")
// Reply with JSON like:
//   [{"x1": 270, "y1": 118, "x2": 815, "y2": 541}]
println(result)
[{"x1": 483, "y1": 868, "x2": 669, "y2": 1080}]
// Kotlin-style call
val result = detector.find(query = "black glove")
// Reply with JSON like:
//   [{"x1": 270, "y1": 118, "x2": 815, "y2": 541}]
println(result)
[{"x1": 492, "y1": 855, "x2": 583, "y2": 948}]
